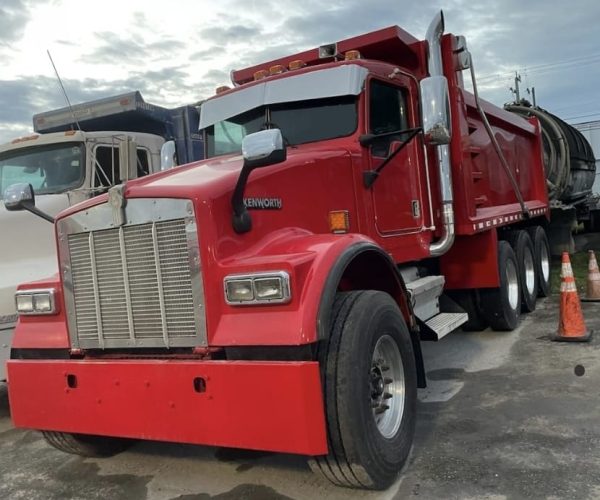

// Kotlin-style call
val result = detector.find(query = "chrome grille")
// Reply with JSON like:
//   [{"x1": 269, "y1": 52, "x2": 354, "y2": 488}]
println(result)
[{"x1": 59, "y1": 198, "x2": 205, "y2": 349}]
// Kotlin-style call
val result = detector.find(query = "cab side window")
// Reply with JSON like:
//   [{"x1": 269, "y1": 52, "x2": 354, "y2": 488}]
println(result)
[
  {"x1": 93, "y1": 146, "x2": 151, "y2": 190},
  {"x1": 369, "y1": 80, "x2": 409, "y2": 157}
]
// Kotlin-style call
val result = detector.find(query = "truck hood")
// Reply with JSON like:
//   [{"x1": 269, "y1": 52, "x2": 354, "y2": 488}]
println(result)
[
  {"x1": 0, "y1": 194, "x2": 69, "y2": 321},
  {"x1": 59, "y1": 146, "x2": 353, "y2": 215}
]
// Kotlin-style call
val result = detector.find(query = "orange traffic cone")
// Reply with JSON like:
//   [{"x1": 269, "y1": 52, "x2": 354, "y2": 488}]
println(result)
[
  {"x1": 552, "y1": 252, "x2": 591, "y2": 342},
  {"x1": 582, "y1": 250, "x2": 600, "y2": 302}
]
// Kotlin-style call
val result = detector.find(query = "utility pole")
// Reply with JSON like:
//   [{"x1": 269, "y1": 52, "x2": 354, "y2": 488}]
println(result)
[
  {"x1": 509, "y1": 72, "x2": 522, "y2": 103},
  {"x1": 527, "y1": 86, "x2": 537, "y2": 107}
]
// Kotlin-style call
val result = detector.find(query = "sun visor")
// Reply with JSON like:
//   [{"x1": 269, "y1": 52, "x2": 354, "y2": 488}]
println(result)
[{"x1": 199, "y1": 65, "x2": 368, "y2": 130}]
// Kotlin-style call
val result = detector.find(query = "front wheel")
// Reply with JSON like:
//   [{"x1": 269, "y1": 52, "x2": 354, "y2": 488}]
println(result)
[
  {"x1": 42, "y1": 431, "x2": 133, "y2": 457},
  {"x1": 309, "y1": 291, "x2": 417, "y2": 490}
]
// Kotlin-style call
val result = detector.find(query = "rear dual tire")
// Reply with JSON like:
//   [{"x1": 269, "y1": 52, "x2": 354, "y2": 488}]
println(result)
[
  {"x1": 506, "y1": 230, "x2": 538, "y2": 312},
  {"x1": 480, "y1": 241, "x2": 521, "y2": 331}
]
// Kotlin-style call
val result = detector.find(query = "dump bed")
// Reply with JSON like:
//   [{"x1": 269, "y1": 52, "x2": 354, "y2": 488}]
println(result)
[{"x1": 442, "y1": 34, "x2": 548, "y2": 235}]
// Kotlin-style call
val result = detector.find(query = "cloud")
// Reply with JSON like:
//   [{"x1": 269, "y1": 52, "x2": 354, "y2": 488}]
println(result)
[
  {"x1": 198, "y1": 24, "x2": 263, "y2": 45},
  {"x1": 0, "y1": 0, "x2": 30, "y2": 46}
]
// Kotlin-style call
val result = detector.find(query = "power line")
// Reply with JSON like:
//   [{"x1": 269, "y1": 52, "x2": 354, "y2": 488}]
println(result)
[{"x1": 476, "y1": 53, "x2": 600, "y2": 82}]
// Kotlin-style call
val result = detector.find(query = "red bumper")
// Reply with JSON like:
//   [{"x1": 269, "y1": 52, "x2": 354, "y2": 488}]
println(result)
[{"x1": 7, "y1": 359, "x2": 327, "y2": 455}]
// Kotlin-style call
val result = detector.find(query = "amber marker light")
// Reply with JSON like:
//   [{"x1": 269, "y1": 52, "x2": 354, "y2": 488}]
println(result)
[
  {"x1": 215, "y1": 85, "x2": 231, "y2": 94},
  {"x1": 254, "y1": 69, "x2": 269, "y2": 80},
  {"x1": 344, "y1": 50, "x2": 362, "y2": 60},
  {"x1": 329, "y1": 210, "x2": 350, "y2": 233},
  {"x1": 288, "y1": 59, "x2": 306, "y2": 70},
  {"x1": 269, "y1": 64, "x2": 286, "y2": 75}
]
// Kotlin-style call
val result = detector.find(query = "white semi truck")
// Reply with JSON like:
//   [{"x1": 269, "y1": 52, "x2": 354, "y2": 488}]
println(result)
[{"x1": 0, "y1": 91, "x2": 202, "y2": 379}]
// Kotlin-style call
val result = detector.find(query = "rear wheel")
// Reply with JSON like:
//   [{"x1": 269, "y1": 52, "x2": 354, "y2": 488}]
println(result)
[
  {"x1": 309, "y1": 291, "x2": 417, "y2": 490},
  {"x1": 42, "y1": 431, "x2": 132, "y2": 457},
  {"x1": 506, "y1": 230, "x2": 538, "y2": 312},
  {"x1": 480, "y1": 241, "x2": 521, "y2": 331},
  {"x1": 527, "y1": 226, "x2": 551, "y2": 297}
]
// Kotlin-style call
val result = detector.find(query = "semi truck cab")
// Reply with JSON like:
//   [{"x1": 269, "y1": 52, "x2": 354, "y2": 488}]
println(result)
[{"x1": 0, "y1": 92, "x2": 202, "y2": 379}]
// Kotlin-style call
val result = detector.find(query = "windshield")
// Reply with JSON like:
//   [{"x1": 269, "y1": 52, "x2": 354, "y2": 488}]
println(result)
[
  {"x1": 205, "y1": 96, "x2": 358, "y2": 158},
  {"x1": 0, "y1": 142, "x2": 85, "y2": 199}
]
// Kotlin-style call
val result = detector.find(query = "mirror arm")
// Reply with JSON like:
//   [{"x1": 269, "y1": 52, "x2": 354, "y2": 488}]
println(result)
[
  {"x1": 363, "y1": 128, "x2": 422, "y2": 188},
  {"x1": 230, "y1": 165, "x2": 253, "y2": 234},
  {"x1": 23, "y1": 201, "x2": 55, "y2": 223}
]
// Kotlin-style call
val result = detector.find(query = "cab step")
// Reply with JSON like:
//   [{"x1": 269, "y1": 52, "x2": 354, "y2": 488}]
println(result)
[{"x1": 419, "y1": 312, "x2": 469, "y2": 341}]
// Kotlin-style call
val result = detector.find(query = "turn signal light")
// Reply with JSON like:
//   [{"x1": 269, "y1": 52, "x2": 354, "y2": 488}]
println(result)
[
  {"x1": 329, "y1": 210, "x2": 350, "y2": 233},
  {"x1": 344, "y1": 50, "x2": 361, "y2": 60},
  {"x1": 269, "y1": 64, "x2": 286, "y2": 75},
  {"x1": 288, "y1": 59, "x2": 306, "y2": 70},
  {"x1": 253, "y1": 69, "x2": 269, "y2": 80}
]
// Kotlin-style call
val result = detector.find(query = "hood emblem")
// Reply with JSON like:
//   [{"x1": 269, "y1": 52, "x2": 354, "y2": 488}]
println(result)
[{"x1": 108, "y1": 184, "x2": 127, "y2": 226}]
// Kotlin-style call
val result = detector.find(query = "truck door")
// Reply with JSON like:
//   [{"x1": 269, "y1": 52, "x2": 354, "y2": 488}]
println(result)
[{"x1": 367, "y1": 78, "x2": 425, "y2": 235}]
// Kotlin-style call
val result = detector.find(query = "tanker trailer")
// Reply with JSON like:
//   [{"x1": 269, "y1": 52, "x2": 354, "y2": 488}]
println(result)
[{"x1": 506, "y1": 103, "x2": 596, "y2": 253}]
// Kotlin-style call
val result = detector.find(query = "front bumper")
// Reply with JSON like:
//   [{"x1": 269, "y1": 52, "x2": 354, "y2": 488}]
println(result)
[{"x1": 7, "y1": 359, "x2": 327, "y2": 455}]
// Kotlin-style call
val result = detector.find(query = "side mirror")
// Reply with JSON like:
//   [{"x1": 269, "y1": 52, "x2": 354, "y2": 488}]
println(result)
[
  {"x1": 118, "y1": 136, "x2": 137, "y2": 182},
  {"x1": 4, "y1": 183, "x2": 35, "y2": 211},
  {"x1": 420, "y1": 75, "x2": 451, "y2": 145},
  {"x1": 231, "y1": 129, "x2": 287, "y2": 234},
  {"x1": 3, "y1": 183, "x2": 54, "y2": 223},
  {"x1": 242, "y1": 129, "x2": 286, "y2": 169},
  {"x1": 160, "y1": 140, "x2": 177, "y2": 170}
]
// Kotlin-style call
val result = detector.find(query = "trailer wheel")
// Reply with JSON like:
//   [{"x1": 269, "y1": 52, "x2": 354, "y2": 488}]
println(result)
[
  {"x1": 309, "y1": 291, "x2": 417, "y2": 490},
  {"x1": 42, "y1": 431, "x2": 132, "y2": 457},
  {"x1": 527, "y1": 226, "x2": 551, "y2": 297},
  {"x1": 506, "y1": 230, "x2": 538, "y2": 312},
  {"x1": 480, "y1": 241, "x2": 521, "y2": 331}
]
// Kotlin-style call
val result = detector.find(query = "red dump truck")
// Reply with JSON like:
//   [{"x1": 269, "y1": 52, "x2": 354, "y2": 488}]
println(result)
[{"x1": 6, "y1": 11, "x2": 553, "y2": 490}]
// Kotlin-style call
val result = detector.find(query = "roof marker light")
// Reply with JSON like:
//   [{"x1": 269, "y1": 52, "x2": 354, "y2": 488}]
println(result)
[
  {"x1": 215, "y1": 85, "x2": 231, "y2": 94},
  {"x1": 253, "y1": 69, "x2": 269, "y2": 80},
  {"x1": 269, "y1": 64, "x2": 286, "y2": 75},
  {"x1": 288, "y1": 59, "x2": 306, "y2": 70},
  {"x1": 11, "y1": 135, "x2": 39, "y2": 144},
  {"x1": 345, "y1": 50, "x2": 361, "y2": 60}
]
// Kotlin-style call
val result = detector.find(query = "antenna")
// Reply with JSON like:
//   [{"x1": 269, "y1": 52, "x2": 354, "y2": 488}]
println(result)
[{"x1": 47, "y1": 49, "x2": 81, "y2": 131}]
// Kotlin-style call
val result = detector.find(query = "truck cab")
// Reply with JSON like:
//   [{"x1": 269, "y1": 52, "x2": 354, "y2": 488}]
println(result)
[{"x1": 0, "y1": 92, "x2": 202, "y2": 379}]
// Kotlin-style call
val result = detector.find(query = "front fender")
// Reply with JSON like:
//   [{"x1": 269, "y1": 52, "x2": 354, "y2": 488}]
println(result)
[{"x1": 208, "y1": 229, "x2": 377, "y2": 346}]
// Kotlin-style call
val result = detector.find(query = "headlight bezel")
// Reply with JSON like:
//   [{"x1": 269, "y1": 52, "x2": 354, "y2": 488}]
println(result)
[
  {"x1": 15, "y1": 288, "x2": 57, "y2": 315},
  {"x1": 224, "y1": 271, "x2": 291, "y2": 306}
]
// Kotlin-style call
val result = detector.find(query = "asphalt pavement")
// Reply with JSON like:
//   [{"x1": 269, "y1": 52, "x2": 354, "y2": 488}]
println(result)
[{"x1": 1, "y1": 297, "x2": 599, "y2": 500}]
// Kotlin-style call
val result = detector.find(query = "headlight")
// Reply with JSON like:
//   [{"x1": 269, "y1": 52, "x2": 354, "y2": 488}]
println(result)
[
  {"x1": 224, "y1": 272, "x2": 290, "y2": 305},
  {"x1": 15, "y1": 289, "x2": 56, "y2": 315}
]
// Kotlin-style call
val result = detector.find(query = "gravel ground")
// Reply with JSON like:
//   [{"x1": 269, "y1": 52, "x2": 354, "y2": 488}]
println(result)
[{"x1": 1, "y1": 297, "x2": 599, "y2": 500}]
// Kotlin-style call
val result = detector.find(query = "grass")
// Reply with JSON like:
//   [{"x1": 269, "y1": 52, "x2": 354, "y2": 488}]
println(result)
[{"x1": 550, "y1": 251, "x2": 591, "y2": 295}]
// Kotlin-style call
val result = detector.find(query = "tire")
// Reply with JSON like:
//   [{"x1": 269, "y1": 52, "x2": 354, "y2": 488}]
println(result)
[
  {"x1": 505, "y1": 230, "x2": 538, "y2": 312},
  {"x1": 447, "y1": 290, "x2": 489, "y2": 331},
  {"x1": 526, "y1": 226, "x2": 551, "y2": 297},
  {"x1": 309, "y1": 291, "x2": 417, "y2": 490},
  {"x1": 42, "y1": 431, "x2": 133, "y2": 457},
  {"x1": 480, "y1": 241, "x2": 521, "y2": 331}
]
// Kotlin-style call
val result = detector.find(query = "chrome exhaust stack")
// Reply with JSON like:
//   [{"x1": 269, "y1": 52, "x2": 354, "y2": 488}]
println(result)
[{"x1": 421, "y1": 10, "x2": 455, "y2": 257}]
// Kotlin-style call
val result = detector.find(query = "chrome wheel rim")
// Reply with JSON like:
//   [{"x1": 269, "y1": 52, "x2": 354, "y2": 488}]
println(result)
[
  {"x1": 506, "y1": 259, "x2": 519, "y2": 310},
  {"x1": 540, "y1": 243, "x2": 550, "y2": 283},
  {"x1": 524, "y1": 247, "x2": 536, "y2": 295},
  {"x1": 370, "y1": 334, "x2": 405, "y2": 439}
]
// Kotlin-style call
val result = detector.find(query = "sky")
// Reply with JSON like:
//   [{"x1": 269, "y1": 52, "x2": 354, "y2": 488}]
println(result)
[{"x1": 1, "y1": 0, "x2": 600, "y2": 144}]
